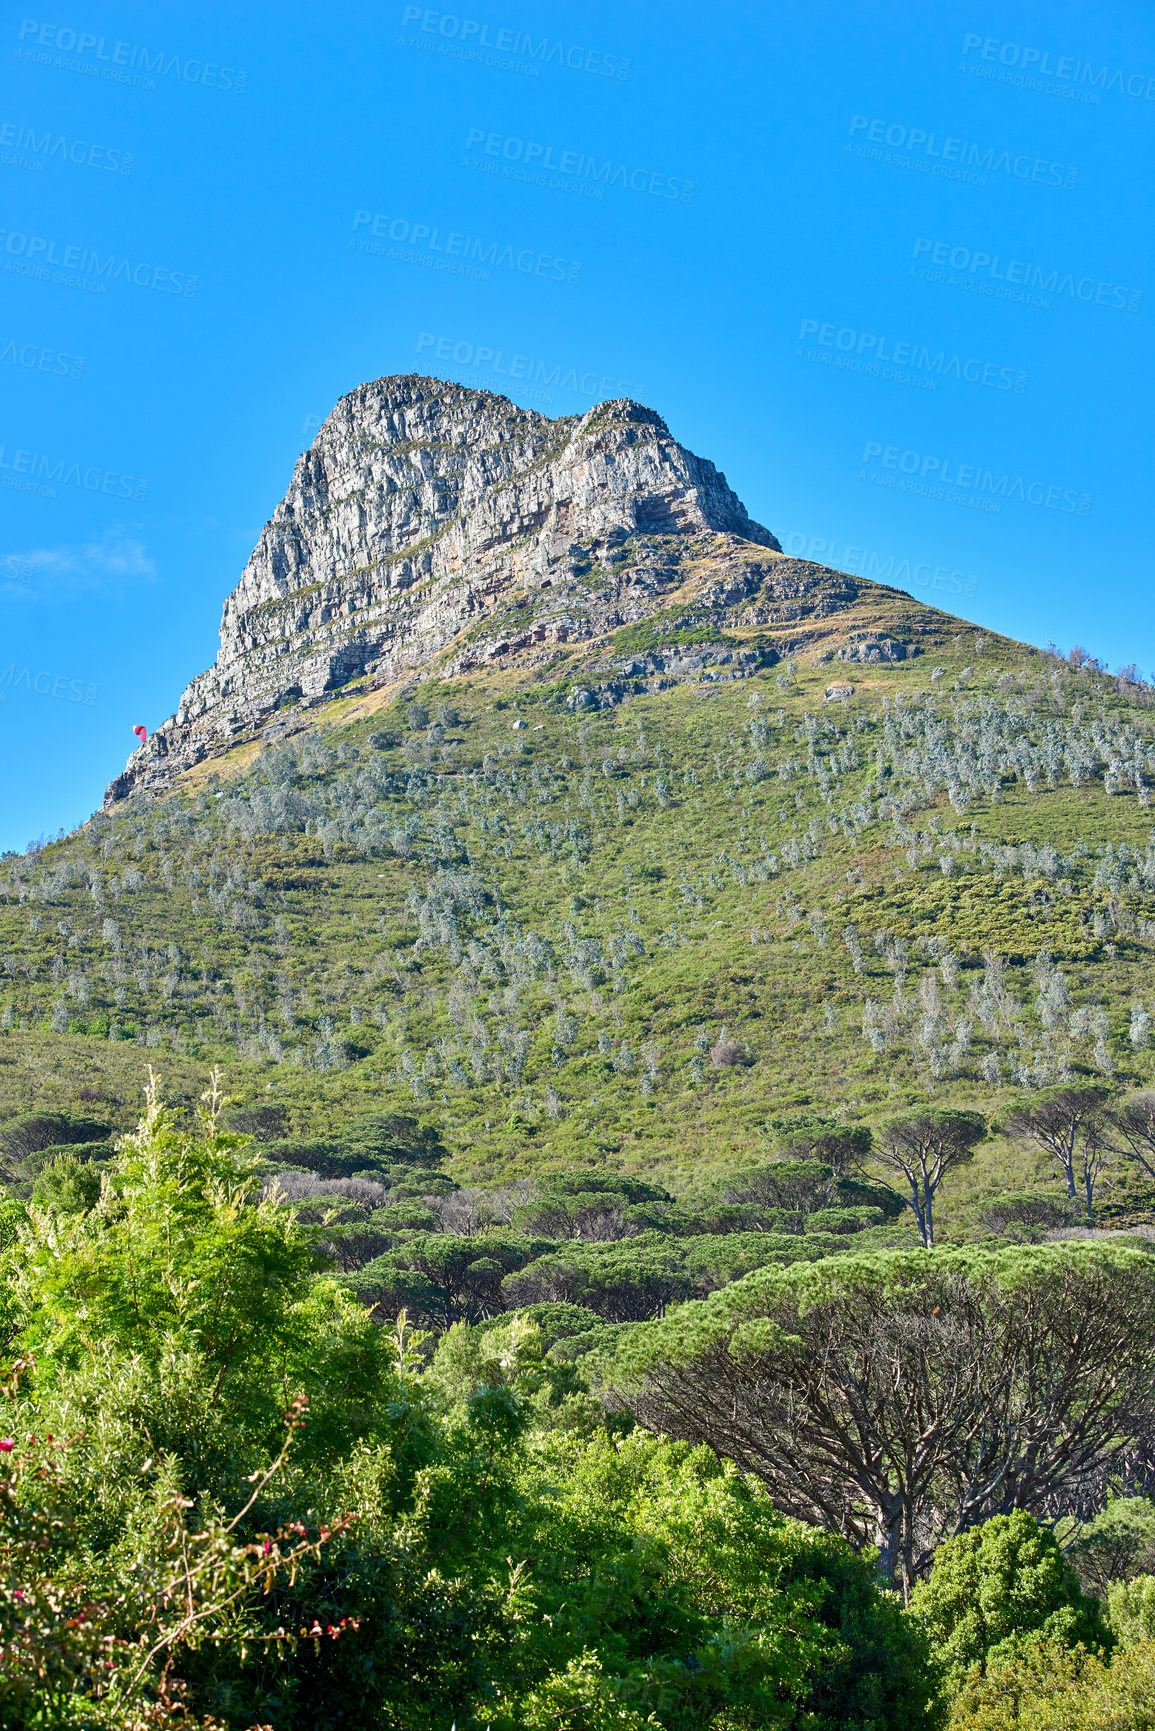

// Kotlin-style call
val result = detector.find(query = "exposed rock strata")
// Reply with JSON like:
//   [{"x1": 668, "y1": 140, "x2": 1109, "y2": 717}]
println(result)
[
  {"x1": 105, "y1": 376, "x2": 925, "y2": 804},
  {"x1": 108, "y1": 378, "x2": 784, "y2": 801}
]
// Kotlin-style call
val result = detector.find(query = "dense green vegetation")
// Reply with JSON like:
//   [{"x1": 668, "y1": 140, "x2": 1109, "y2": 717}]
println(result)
[
  {"x1": 0, "y1": 1092, "x2": 938, "y2": 1729},
  {"x1": 6, "y1": 630, "x2": 1155, "y2": 1220},
  {"x1": 11, "y1": 618, "x2": 1155, "y2": 1720},
  {"x1": 7, "y1": 1092, "x2": 1155, "y2": 1726}
]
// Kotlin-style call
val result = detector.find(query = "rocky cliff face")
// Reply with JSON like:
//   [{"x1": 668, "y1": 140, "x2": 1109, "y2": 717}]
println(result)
[
  {"x1": 105, "y1": 376, "x2": 938, "y2": 805},
  {"x1": 107, "y1": 376, "x2": 785, "y2": 801},
  {"x1": 110, "y1": 376, "x2": 937, "y2": 805}
]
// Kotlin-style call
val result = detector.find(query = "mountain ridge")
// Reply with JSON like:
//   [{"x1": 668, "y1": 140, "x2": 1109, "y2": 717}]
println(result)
[
  {"x1": 10, "y1": 371, "x2": 1155, "y2": 1237},
  {"x1": 108, "y1": 377, "x2": 802, "y2": 803}
]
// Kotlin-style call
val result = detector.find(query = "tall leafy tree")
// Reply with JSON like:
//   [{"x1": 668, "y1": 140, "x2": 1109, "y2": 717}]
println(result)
[
  {"x1": 867, "y1": 1109, "x2": 987, "y2": 1246},
  {"x1": 1108, "y1": 1090, "x2": 1155, "y2": 1188},
  {"x1": 769, "y1": 1111, "x2": 874, "y2": 1174},
  {"x1": 596, "y1": 1244, "x2": 1155, "y2": 1599},
  {"x1": 354, "y1": 1231, "x2": 546, "y2": 1326},
  {"x1": 1005, "y1": 1086, "x2": 1113, "y2": 1222}
]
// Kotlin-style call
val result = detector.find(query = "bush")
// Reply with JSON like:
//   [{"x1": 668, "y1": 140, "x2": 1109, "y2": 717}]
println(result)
[
  {"x1": 515, "y1": 1431, "x2": 941, "y2": 1730},
  {"x1": 1071, "y1": 1498, "x2": 1155, "y2": 1595},
  {"x1": 947, "y1": 1638, "x2": 1155, "y2": 1730},
  {"x1": 1108, "y1": 1575, "x2": 1155, "y2": 1648},
  {"x1": 909, "y1": 1511, "x2": 1111, "y2": 1684},
  {"x1": 0, "y1": 1111, "x2": 111, "y2": 1162},
  {"x1": 977, "y1": 1191, "x2": 1079, "y2": 1240},
  {"x1": 30, "y1": 1152, "x2": 104, "y2": 1214}
]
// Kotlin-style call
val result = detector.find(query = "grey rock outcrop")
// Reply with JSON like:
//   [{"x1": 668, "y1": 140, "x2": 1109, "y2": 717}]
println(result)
[{"x1": 106, "y1": 376, "x2": 778, "y2": 803}]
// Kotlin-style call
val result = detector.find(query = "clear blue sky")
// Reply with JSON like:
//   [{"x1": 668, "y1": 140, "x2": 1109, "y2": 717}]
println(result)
[{"x1": 1, "y1": 0, "x2": 1152, "y2": 852}]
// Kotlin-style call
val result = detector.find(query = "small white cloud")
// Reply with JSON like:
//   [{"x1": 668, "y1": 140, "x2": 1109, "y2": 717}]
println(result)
[{"x1": 0, "y1": 531, "x2": 157, "y2": 598}]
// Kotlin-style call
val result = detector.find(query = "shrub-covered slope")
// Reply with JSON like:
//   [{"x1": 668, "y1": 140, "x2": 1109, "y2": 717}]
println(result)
[{"x1": 5, "y1": 600, "x2": 1155, "y2": 1240}]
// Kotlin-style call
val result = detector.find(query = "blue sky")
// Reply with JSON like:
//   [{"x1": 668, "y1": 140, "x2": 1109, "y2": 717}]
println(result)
[{"x1": 1, "y1": 0, "x2": 1152, "y2": 851}]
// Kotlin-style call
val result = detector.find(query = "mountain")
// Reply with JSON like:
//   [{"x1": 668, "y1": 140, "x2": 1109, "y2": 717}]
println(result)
[
  {"x1": 4, "y1": 377, "x2": 1155, "y2": 1237},
  {"x1": 13, "y1": 379, "x2": 1155, "y2": 1730},
  {"x1": 106, "y1": 377, "x2": 921, "y2": 804}
]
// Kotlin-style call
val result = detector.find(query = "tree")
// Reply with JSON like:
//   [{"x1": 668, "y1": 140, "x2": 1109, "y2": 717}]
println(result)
[
  {"x1": 0, "y1": 1110, "x2": 111, "y2": 1172},
  {"x1": 513, "y1": 1189, "x2": 641, "y2": 1242},
  {"x1": 908, "y1": 1511, "x2": 1110, "y2": 1685},
  {"x1": 537, "y1": 1169, "x2": 672, "y2": 1205},
  {"x1": 1108, "y1": 1092, "x2": 1155, "y2": 1188},
  {"x1": 355, "y1": 1232, "x2": 545, "y2": 1326},
  {"x1": 502, "y1": 1240, "x2": 692, "y2": 1321},
  {"x1": 225, "y1": 1103, "x2": 290, "y2": 1141},
  {"x1": 597, "y1": 1244, "x2": 1155, "y2": 1599},
  {"x1": 769, "y1": 1110, "x2": 874, "y2": 1174},
  {"x1": 264, "y1": 1116, "x2": 448, "y2": 1182},
  {"x1": 1005, "y1": 1086, "x2": 1113, "y2": 1223},
  {"x1": 8, "y1": 1075, "x2": 405, "y2": 1485},
  {"x1": 720, "y1": 1157, "x2": 838, "y2": 1223},
  {"x1": 2, "y1": 1082, "x2": 938, "y2": 1731},
  {"x1": 1070, "y1": 1498, "x2": 1155, "y2": 1595},
  {"x1": 341, "y1": 1110, "x2": 447, "y2": 1169},
  {"x1": 1106, "y1": 1575, "x2": 1155, "y2": 1647},
  {"x1": 679, "y1": 1231, "x2": 837, "y2": 1289},
  {"x1": 264, "y1": 1135, "x2": 362, "y2": 1178},
  {"x1": 976, "y1": 1191, "x2": 1078, "y2": 1240},
  {"x1": 868, "y1": 1109, "x2": 987, "y2": 1245}
]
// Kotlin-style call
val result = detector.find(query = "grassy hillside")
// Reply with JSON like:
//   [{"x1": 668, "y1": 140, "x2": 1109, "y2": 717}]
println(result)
[{"x1": 4, "y1": 574, "x2": 1155, "y2": 1241}]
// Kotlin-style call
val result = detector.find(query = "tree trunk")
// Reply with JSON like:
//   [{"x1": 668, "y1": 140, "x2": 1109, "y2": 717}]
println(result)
[
  {"x1": 1059, "y1": 1141, "x2": 1077, "y2": 1198},
  {"x1": 872, "y1": 1489, "x2": 908, "y2": 1595}
]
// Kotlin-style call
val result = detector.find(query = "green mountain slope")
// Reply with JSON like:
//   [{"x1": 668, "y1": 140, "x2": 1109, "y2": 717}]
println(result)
[{"x1": 5, "y1": 585, "x2": 1155, "y2": 1241}]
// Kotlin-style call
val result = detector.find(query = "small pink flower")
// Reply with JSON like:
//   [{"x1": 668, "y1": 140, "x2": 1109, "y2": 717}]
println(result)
[{"x1": 0, "y1": 1439, "x2": 14, "y2": 1453}]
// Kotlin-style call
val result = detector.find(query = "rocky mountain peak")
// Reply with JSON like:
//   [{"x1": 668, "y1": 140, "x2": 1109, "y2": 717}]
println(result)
[{"x1": 107, "y1": 376, "x2": 783, "y2": 802}]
